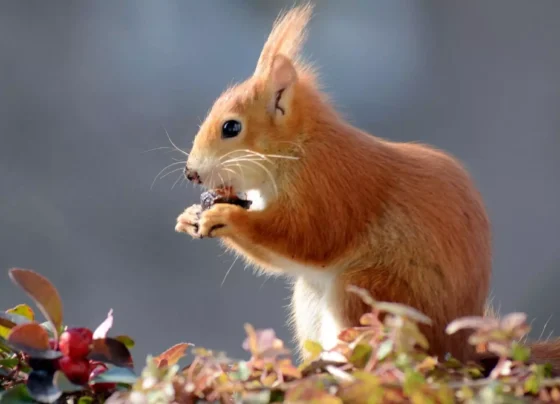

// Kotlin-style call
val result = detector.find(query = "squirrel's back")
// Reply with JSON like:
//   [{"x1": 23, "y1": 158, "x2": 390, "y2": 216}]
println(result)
[{"x1": 285, "y1": 122, "x2": 492, "y2": 361}]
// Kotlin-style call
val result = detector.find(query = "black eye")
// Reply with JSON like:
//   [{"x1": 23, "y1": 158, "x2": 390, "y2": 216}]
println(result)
[{"x1": 221, "y1": 120, "x2": 242, "y2": 139}]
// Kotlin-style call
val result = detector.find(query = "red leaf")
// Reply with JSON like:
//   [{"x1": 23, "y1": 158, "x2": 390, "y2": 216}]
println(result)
[
  {"x1": 154, "y1": 343, "x2": 191, "y2": 369},
  {"x1": 337, "y1": 328, "x2": 363, "y2": 343},
  {"x1": 93, "y1": 309, "x2": 114, "y2": 339},
  {"x1": 9, "y1": 268, "x2": 63, "y2": 339},
  {"x1": 500, "y1": 312, "x2": 527, "y2": 332},
  {"x1": 8, "y1": 323, "x2": 50, "y2": 350},
  {"x1": 6, "y1": 323, "x2": 61, "y2": 360},
  {"x1": 446, "y1": 316, "x2": 499, "y2": 335},
  {"x1": 0, "y1": 316, "x2": 17, "y2": 329},
  {"x1": 89, "y1": 338, "x2": 133, "y2": 368}
]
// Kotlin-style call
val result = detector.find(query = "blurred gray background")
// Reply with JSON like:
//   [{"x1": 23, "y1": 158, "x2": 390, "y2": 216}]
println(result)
[{"x1": 1, "y1": 0, "x2": 559, "y2": 367}]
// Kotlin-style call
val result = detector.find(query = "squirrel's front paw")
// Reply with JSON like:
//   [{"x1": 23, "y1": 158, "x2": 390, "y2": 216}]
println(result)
[
  {"x1": 175, "y1": 204, "x2": 203, "y2": 238},
  {"x1": 198, "y1": 203, "x2": 246, "y2": 238}
]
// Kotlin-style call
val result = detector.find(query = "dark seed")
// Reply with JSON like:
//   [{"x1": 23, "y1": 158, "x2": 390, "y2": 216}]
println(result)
[{"x1": 200, "y1": 190, "x2": 252, "y2": 211}]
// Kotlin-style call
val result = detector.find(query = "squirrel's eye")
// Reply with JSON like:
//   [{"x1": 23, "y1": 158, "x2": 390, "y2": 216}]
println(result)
[{"x1": 221, "y1": 120, "x2": 242, "y2": 139}]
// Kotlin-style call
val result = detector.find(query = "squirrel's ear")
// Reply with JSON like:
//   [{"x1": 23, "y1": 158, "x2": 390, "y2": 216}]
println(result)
[{"x1": 265, "y1": 54, "x2": 297, "y2": 118}]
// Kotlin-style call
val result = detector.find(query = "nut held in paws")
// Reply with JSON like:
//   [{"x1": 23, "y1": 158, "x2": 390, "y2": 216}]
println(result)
[{"x1": 200, "y1": 189, "x2": 252, "y2": 211}]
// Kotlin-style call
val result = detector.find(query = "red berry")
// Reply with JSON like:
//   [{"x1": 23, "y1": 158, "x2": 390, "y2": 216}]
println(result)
[
  {"x1": 59, "y1": 327, "x2": 93, "y2": 359},
  {"x1": 58, "y1": 356, "x2": 90, "y2": 385},
  {"x1": 48, "y1": 338, "x2": 58, "y2": 350},
  {"x1": 89, "y1": 365, "x2": 116, "y2": 393}
]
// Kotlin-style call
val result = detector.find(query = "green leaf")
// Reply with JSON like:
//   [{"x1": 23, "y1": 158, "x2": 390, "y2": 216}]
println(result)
[
  {"x1": 0, "y1": 358, "x2": 19, "y2": 369},
  {"x1": 40, "y1": 322, "x2": 56, "y2": 339},
  {"x1": 458, "y1": 385, "x2": 474, "y2": 400},
  {"x1": 511, "y1": 341, "x2": 530, "y2": 362},
  {"x1": 403, "y1": 369, "x2": 426, "y2": 397},
  {"x1": 543, "y1": 363, "x2": 554, "y2": 378},
  {"x1": 436, "y1": 385, "x2": 455, "y2": 404},
  {"x1": 402, "y1": 322, "x2": 430, "y2": 350},
  {"x1": 114, "y1": 335, "x2": 135, "y2": 349},
  {"x1": 53, "y1": 370, "x2": 85, "y2": 393},
  {"x1": 0, "y1": 383, "x2": 35, "y2": 403},
  {"x1": 303, "y1": 340, "x2": 323, "y2": 360},
  {"x1": 524, "y1": 374, "x2": 540, "y2": 394},
  {"x1": 376, "y1": 340, "x2": 393, "y2": 361},
  {"x1": 0, "y1": 313, "x2": 32, "y2": 340},
  {"x1": 90, "y1": 367, "x2": 137, "y2": 385},
  {"x1": 411, "y1": 391, "x2": 435, "y2": 404},
  {"x1": 349, "y1": 343, "x2": 372, "y2": 368},
  {"x1": 0, "y1": 338, "x2": 12, "y2": 354},
  {"x1": 78, "y1": 397, "x2": 94, "y2": 404},
  {"x1": 6, "y1": 305, "x2": 34, "y2": 322},
  {"x1": 230, "y1": 360, "x2": 251, "y2": 381},
  {"x1": 339, "y1": 371, "x2": 381, "y2": 403},
  {"x1": 269, "y1": 390, "x2": 285, "y2": 403},
  {"x1": 241, "y1": 390, "x2": 271, "y2": 404},
  {"x1": 9, "y1": 268, "x2": 64, "y2": 339},
  {"x1": 352, "y1": 370, "x2": 380, "y2": 384}
]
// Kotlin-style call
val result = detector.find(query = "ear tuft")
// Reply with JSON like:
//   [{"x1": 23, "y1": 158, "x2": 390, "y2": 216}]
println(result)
[{"x1": 254, "y1": 3, "x2": 314, "y2": 77}]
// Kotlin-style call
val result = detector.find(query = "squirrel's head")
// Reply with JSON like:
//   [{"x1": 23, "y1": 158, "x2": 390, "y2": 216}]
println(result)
[{"x1": 185, "y1": 4, "x2": 316, "y2": 195}]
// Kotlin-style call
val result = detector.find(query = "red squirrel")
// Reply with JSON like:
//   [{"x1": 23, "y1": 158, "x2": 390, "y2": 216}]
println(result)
[{"x1": 174, "y1": 3, "x2": 560, "y2": 370}]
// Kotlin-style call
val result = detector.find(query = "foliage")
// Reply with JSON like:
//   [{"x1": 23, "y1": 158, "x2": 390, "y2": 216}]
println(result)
[{"x1": 1, "y1": 269, "x2": 560, "y2": 403}]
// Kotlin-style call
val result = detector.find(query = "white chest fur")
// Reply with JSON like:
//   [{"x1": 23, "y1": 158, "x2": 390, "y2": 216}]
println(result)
[
  {"x1": 267, "y1": 253, "x2": 345, "y2": 351},
  {"x1": 245, "y1": 189, "x2": 345, "y2": 351},
  {"x1": 246, "y1": 189, "x2": 267, "y2": 211},
  {"x1": 291, "y1": 273, "x2": 343, "y2": 351}
]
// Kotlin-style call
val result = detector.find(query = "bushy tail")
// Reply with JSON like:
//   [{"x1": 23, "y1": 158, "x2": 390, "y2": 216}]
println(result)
[
  {"x1": 528, "y1": 339, "x2": 560, "y2": 375},
  {"x1": 482, "y1": 300, "x2": 560, "y2": 376}
]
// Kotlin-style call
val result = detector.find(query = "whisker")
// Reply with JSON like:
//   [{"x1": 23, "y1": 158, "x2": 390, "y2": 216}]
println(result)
[
  {"x1": 217, "y1": 172, "x2": 226, "y2": 188},
  {"x1": 150, "y1": 161, "x2": 187, "y2": 190},
  {"x1": 224, "y1": 163, "x2": 247, "y2": 191},
  {"x1": 163, "y1": 126, "x2": 189, "y2": 157},
  {"x1": 218, "y1": 149, "x2": 249, "y2": 162},
  {"x1": 261, "y1": 153, "x2": 299, "y2": 160},
  {"x1": 236, "y1": 162, "x2": 248, "y2": 190},
  {"x1": 218, "y1": 149, "x2": 281, "y2": 163},
  {"x1": 171, "y1": 171, "x2": 185, "y2": 190},
  {"x1": 237, "y1": 150, "x2": 273, "y2": 164},
  {"x1": 221, "y1": 255, "x2": 239, "y2": 287},
  {"x1": 222, "y1": 161, "x2": 257, "y2": 178},
  {"x1": 538, "y1": 314, "x2": 554, "y2": 341},
  {"x1": 159, "y1": 167, "x2": 185, "y2": 181},
  {"x1": 225, "y1": 159, "x2": 278, "y2": 197},
  {"x1": 222, "y1": 167, "x2": 237, "y2": 176},
  {"x1": 224, "y1": 153, "x2": 299, "y2": 163},
  {"x1": 141, "y1": 146, "x2": 174, "y2": 154},
  {"x1": 208, "y1": 164, "x2": 217, "y2": 190}
]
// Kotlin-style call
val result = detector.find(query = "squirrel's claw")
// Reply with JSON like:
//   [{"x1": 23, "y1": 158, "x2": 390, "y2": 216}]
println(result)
[
  {"x1": 175, "y1": 204, "x2": 203, "y2": 238},
  {"x1": 197, "y1": 203, "x2": 244, "y2": 238}
]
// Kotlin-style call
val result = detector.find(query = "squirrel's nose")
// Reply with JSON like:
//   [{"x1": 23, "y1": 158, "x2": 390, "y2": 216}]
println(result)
[{"x1": 184, "y1": 166, "x2": 202, "y2": 184}]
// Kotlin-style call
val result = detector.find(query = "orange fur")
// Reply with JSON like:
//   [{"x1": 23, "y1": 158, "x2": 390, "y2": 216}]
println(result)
[{"x1": 175, "y1": 3, "x2": 560, "y2": 369}]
